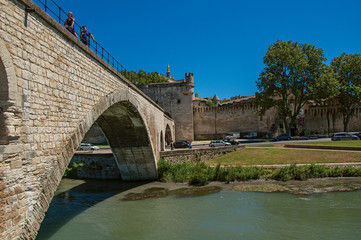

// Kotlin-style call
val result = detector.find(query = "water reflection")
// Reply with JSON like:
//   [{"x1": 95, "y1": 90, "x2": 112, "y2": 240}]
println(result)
[{"x1": 37, "y1": 179, "x2": 149, "y2": 240}]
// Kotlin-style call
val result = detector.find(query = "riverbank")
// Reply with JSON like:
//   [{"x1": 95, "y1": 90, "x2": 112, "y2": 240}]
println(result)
[{"x1": 121, "y1": 177, "x2": 361, "y2": 201}]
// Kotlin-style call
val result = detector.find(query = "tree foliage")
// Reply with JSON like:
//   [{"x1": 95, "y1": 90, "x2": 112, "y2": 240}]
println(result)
[
  {"x1": 330, "y1": 53, "x2": 361, "y2": 132},
  {"x1": 256, "y1": 40, "x2": 336, "y2": 135},
  {"x1": 121, "y1": 69, "x2": 169, "y2": 86}
]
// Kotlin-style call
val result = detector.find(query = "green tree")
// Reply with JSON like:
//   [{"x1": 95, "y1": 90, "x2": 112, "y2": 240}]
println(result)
[
  {"x1": 121, "y1": 69, "x2": 168, "y2": 85},
  {"x1": 330, "y1": 53, "x2": 361, "y2": 132},
  {"x1": 256, "y1": 40, "x2": 336, "y2": 135}
]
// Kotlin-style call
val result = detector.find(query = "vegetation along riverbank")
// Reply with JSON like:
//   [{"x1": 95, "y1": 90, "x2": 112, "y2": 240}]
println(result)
[{"x1": 158, "y1": 159, "x2": 361, "y2": 186}]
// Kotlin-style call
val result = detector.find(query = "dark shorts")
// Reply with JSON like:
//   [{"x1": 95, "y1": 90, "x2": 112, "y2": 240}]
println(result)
[
  {"x1": 66, "y1": 26, "x2": 75, "y2": 34},
  {"x1": 81, "y1": 40, "x2": 90, "y2": 46}
]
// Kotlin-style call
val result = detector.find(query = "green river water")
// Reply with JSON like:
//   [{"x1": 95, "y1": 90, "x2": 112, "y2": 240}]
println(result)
[{"x1": 37, "y1": 179, "x2": 361, "y2": 240}]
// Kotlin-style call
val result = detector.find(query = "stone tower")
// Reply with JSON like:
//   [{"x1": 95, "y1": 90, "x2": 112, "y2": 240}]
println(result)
[
  {"x1": 139, "y1": 67, "x2": 194, "y2": 141},
  {"x1": 166, "y1": 64, "x2": 171, "y2": 78}
]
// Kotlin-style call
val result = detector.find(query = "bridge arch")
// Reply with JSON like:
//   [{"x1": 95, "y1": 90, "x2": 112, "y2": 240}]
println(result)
[
  {"x1": 68, "y1": 90, "x2": 159, "y2": 181},
  {"x1": 0, "y1": 37, "x2": 22, "y2": 144},
  {"x1": 165, "y1": 124, "x2": 172, "y2": 145}
]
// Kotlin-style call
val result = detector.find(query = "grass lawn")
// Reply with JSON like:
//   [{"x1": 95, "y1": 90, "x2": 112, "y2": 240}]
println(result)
[
  {"x1": 292, "y1": 140, "x2": 361, "y2": 147},
  {"x1": 247, "y1": 144, "x2": 275, "y2": 148},
  {"x1": 206, "y1": 148, "x2": 361, "y2": 166}
]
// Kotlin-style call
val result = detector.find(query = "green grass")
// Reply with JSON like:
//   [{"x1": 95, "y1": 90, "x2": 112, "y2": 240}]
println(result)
[
  {"x1": 247, "y1": 144, "x2": 275, "y2": 148},
  {"x1": 206, "y1": 148, "x2": 361, "y2": 166},
  {"x1": 293, "y1": 140, "x2": 361, "y2": 147},
  {"x1": 95, "y1": 145, "x2": 110, "y2": 147}
]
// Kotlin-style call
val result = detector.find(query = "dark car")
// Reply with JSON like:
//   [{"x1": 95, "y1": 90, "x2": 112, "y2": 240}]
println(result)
[
  {"x1": 174, "y1": 140, "x2": 192, "y2": 148},
  {"x1": 223, "y1": 138, "x2": 239, "y2": 145},
  {"x1": 272, "y1": 134, "x2": 291, "y2": 141},
  {"x1": 331, "y1": 132, "x2": 359, "y2": 141}
]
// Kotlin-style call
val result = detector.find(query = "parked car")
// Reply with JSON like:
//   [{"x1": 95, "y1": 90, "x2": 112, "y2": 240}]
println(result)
[
  {"x1": 243, "y1": 131, "x2": 258, "y2": 139},
  {"x1": 272, "y1": 134, "x2": 291, "y2": 141},
  {"x1": 209, "y1": 140, "x2": 231, "y2": 147},
  {"x1": 225, "y1": 132, "x2": 240, "y2": 139},
  {"x1": 354, "y1": 132, "x2": 361, "y2": 139},
  {"x1": 331, "y1": 132, "x2": 359, "y2": 141},
  {"x1": 77, "y1": 143, "x2": 100, "y2": 151},
  {"x1": 174, "y1": 140, "x2": 192, "y2": 148},
  {"x1": 223, "y1": 138, "x2": 240, "y2": 145}
]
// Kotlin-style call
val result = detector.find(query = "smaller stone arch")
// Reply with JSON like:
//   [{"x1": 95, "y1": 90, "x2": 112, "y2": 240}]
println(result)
[{"x1": 165, "y1": 124, "x2": 172, "y2": 145}]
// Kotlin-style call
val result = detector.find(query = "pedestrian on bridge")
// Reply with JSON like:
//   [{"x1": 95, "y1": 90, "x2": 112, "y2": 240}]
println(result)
[
  {"x1": 64, "y1": 12, "x2": 78, "y2": 38},
  {"x1": 80, "y1": 25, "x2": 96, "y2": 47}
]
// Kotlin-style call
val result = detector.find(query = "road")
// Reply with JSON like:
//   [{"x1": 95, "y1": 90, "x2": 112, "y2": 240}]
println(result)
[{"x1": 75, "y1": 137, "x2": 333, "y2": 153}]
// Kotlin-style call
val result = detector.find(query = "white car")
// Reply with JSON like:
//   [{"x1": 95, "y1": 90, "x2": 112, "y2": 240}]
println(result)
[
  {"x1": 77, "y1": 143, "x2": 100, "y2": 151},
  {"x1": 209, "y1": 140, "x2": 231, "y2": 147}
]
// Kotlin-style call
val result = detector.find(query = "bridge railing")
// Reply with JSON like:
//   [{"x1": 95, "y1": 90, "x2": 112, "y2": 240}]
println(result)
[{"x1": 33, "y1": 0, "x2": 126, "y2": 72}]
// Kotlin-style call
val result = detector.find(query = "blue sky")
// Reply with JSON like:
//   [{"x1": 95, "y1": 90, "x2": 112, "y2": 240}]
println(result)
[{"x1": 38, "y1": 0, "x2": 361, "y2": 99}]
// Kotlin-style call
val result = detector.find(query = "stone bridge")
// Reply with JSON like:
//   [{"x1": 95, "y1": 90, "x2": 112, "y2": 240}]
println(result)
[{"x1": 0, "y1": 0, "x2": 174, "y2": 239}]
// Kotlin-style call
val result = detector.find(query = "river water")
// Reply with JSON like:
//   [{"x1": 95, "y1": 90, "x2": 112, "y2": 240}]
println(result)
[{"x1": 37, "y1": 179, "x2": 361, "y2": 240}]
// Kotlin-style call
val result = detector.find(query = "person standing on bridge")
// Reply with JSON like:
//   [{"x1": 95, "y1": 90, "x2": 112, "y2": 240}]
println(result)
[
  {"x1": 80, "y1": 25, "x2": 96, "y2": 47},
  {"x1": 64, "y1": 12, "x2": 78, "y2": 38}
]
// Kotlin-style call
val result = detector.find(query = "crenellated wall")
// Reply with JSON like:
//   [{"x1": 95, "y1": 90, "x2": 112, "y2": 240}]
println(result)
[
  {"x1": 303, "y1": 106, "x2": 361, "y2": 135},
  {"x1": 193, "y1": 102, "x2": 279, "y2": 139}
]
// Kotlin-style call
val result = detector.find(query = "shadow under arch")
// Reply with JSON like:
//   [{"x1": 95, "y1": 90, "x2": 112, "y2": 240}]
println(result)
[
  {"x1": 165, "y1": 124, "x2": 172, "y2": 145},
  {"x1": 95, "y1": 101, "x2": 157, "y2": 181},
  {"x1": 0, "y1": 57, "x2": 9, "y2": 144}
]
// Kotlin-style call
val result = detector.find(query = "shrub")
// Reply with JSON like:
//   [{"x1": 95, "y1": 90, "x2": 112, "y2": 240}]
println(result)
[{"x1": 63, "y1": 163, "x2": 85, "y2": 178}]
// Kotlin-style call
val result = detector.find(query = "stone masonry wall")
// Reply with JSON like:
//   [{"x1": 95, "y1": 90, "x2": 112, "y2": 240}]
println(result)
[
  {"x1": 140, "y1": 77, "x2": 194, "y2": 141},
  {"x1": 0, "y1": 0, "x2": 174, "y2": 239},
  {"x1": 70, "y1": 153, "x2": 120, "y2": 179},
  {"x1": 160, "y1": 145, "x2": 244, "y2": 163},
  {"x1": 193, "y1": 103, "x2": 279, "y2": 140},
  {"x1": 304, "y1": 106, "x2": 361, "y2": 135}
]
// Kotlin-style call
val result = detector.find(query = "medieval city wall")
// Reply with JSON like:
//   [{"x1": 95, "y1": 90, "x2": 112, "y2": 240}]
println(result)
[
  {"x1": 194, "y1": 103, "x2": 361, "y2": 140},
  {"x1": 304, "y1": 106, "x2": 361, "y2": 135},
  {"x1": 193, "y1": 103, "x2": 279, "y2": 140}
]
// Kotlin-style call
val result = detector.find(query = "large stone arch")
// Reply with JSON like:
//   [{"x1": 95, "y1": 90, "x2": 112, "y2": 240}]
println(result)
[
  {"x1": 95, "y1": 101, "x2": 157, "y2": 180},
  {"x1": 20, "y1": 90, "x2": 160, "y2": 239},
  {"x1": 0, "y1": 37, "x2": 22, "y2": 144},
  {"x1": 62, "y1": 89, "x2": 159, "y2": 182}
]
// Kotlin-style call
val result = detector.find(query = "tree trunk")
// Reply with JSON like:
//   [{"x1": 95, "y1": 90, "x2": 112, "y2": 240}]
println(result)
[
  {"x1": 283, "y1": 118, "x2": 290, "y2": 136},
  {"x1": 326, "y1": 110, "x2": 330, "y2": 136},
  {"x1": 343, "y1": 113, "x2": 351, "y2": 132}
]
